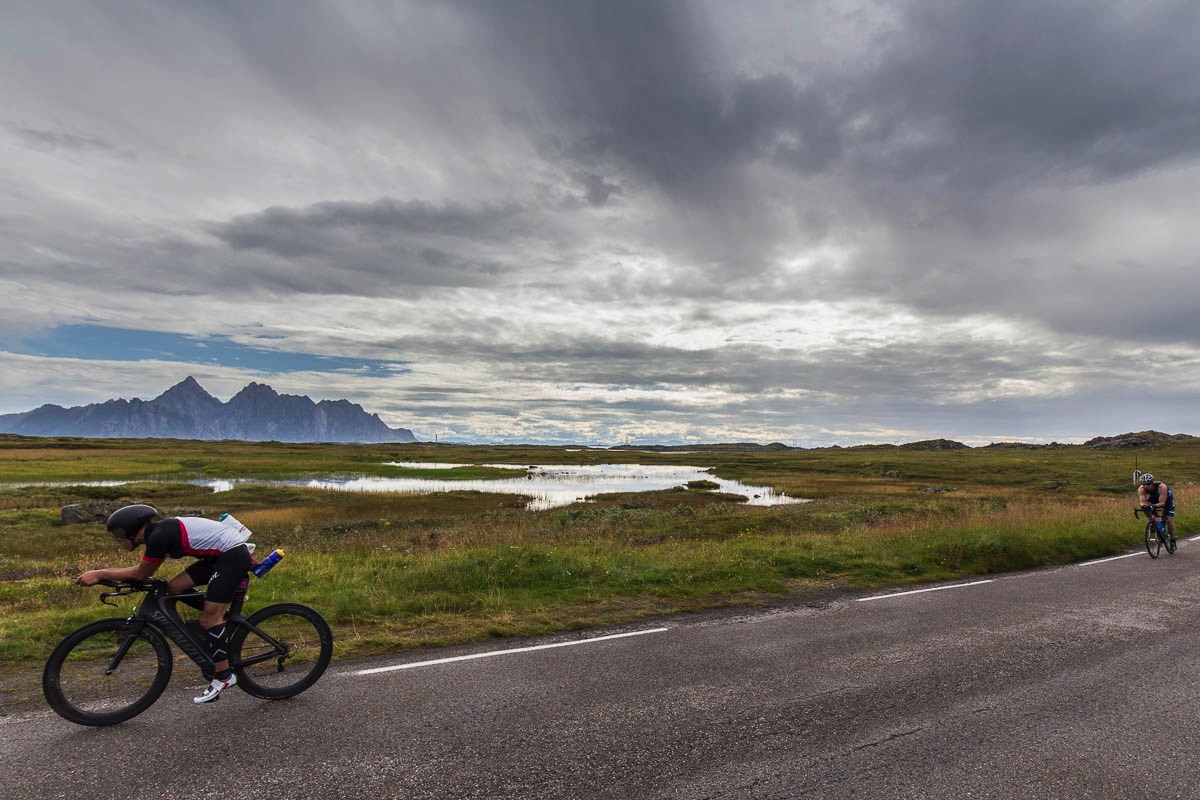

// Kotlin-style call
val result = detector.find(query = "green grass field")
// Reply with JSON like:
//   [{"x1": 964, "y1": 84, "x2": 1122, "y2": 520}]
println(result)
[{"x1": 2, "y1": 434, "x2": 1196, "y2": 706}]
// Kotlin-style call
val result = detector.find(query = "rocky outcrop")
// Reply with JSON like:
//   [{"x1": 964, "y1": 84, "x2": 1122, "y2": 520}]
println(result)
[
  {"x1": 1085, "y1": 431, "x2": 1200, "y2": 449},
  {"x1": 60, "y1": 501, "x2": 142, "y2": 525},
  {"x1": 900, "y1": 439, "x2": 969, "y2": 451}
]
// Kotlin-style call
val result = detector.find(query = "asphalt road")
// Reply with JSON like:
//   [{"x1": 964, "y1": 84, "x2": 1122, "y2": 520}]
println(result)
[{"x1": 4, "y1": 540, "x2": 1199, "y2": 800}]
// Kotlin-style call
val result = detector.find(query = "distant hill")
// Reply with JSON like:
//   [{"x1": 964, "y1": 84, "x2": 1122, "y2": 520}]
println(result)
[
  {"x1": 0, "y1": 376, "x2": 417, "y2": 444},
  {"x1": 608, "y1": 442, "x2": 793, "y2": 452},
  {"x1": 1084, "y1": 431, "x2": 1200, "y2": 449},
  {"x1": 611, "y1": 434, "x2": 1200, "y2": 452},
  {"x1": 847, "y1": 439, "x2": 970, "y2": 451},
  {"x1": 638, "y1": 432, "x2": 1199, "y2": 452},
  {"x1": 899, "y1": 438, "x2": 969, "y2": 451}
]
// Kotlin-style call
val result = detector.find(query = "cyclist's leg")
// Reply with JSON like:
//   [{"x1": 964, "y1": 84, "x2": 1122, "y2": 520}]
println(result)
[
  {"x1": 171, "y1": 555, "x2": 221, "y2": 595},
  {"x1": 167, "y1": 569, "x2": 199, "y2": 595},
  {"x1": 174, "y1": 560, "x2": 221, "y2": 682},
  {"x1": 197, "y1": 547, "x2": 253, "y2": 683},
  {"x1": 194, "y1": 598, "x2": 237, "y2": 703},
  {"x1": 1163, "y1": 496, "x2": 1177, "y2": 542},
  {"x1": 201, "y1": 545, "x2": 252, "y2": 616},
  {"x1": 200, "y1": 600, "x2": 233, "y2": 671}
]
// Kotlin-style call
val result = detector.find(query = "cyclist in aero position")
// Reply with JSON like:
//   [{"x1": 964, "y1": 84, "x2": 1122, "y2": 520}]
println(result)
[
  {"x1": 76, "y1": 504, "x2": 254, "y2": 704},
  {"x1": 1138, "y1": 473, "x2": 1177, "y2": 549}
]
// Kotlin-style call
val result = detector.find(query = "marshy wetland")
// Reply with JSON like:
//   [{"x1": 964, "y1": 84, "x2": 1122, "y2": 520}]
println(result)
[{"x1": 202, "y1": 461, "x2": 804, "y2": 510}]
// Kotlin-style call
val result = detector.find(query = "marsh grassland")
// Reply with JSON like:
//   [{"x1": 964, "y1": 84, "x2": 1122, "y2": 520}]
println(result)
[{"x1": 3, "y1": 434, "x2": 1197, "y2": 705}]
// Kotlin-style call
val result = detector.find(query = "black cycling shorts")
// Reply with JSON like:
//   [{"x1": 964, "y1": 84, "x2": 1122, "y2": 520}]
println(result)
[{"x1": 184, "y1": 544, "x2": 254, "y2": 604}]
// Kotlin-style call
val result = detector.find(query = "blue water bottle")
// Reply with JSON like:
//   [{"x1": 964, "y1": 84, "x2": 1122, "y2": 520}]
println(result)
[{"x1": 252, "y1": 548, "x2": 285, "y2": 577}]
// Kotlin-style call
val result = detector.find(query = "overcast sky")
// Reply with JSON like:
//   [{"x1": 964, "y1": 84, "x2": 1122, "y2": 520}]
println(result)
[{"x1": 2, "y1": 0, "x2": 1199, "y2": 446}]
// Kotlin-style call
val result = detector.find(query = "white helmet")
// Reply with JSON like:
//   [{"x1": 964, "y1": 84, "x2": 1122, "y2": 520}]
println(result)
[{"x1": 1139, "y1": 473, "x2": 1155, "y2": 485}]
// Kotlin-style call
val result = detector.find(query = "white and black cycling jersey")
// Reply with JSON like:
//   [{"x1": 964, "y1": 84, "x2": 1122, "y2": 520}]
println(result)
[{"x1": 141, "y1": 517, "x2": 251, "y2": 564}]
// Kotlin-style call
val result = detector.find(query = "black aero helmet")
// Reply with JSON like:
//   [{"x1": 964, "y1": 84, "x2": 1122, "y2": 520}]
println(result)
[{"x1": 106, "y1": 504, "x2": 158, "y2": 541}]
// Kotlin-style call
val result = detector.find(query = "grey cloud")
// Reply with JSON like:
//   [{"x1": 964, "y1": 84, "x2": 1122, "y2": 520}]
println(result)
[
  {"x1": 198, "y1": 198, "x2": 540, "y2": 291},
  {"x1": 452, "y1": 0, "x2": 848, "y2": 274},
  {"x1": 11, "y1": 125, "x2": 129, "y2": 158},
  {"x1": 577, "y1": 173, "x2": 622, "y2": 207},
  {"x1": 383, "y1": 323, "x2": 1075, "y2": 407},
  {"x1": 462, "y1": 0, "x2": 1200, "y2": 283},
  {"x1": 459, "y1": 0, "x2": 728, "y2": 186},
  {"x1": 465, "y1": 0, "x2": 855, "y2": 187},
  {"x1": 828, "y1": 188, "x2": 1200, "y2": 346},
  {"x1": 729, "y1": 74, "x2": 845, "y2": 174},
  {"x1": 852, "y1": 0, "x2": 1200, "y2": 188},
  {"x1": 211, "y1": 199, "x2": 527, "y2": 256},
  {"x1": 392, "y1": 329, "x2": 1125, "y2": 443},
  {"x1": 782, "y1": 0, "x2": 1200, "y2": 345}
]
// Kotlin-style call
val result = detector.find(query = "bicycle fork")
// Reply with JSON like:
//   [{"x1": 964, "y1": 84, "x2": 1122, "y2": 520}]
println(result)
[{"x1": 106, "y1": 618, "x2": 151, "y2": 676}]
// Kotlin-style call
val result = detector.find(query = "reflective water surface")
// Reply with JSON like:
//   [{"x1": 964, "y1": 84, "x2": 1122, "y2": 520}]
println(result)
[{"x1": 203, "y1": 462, "x2": 805, "y2": 511}]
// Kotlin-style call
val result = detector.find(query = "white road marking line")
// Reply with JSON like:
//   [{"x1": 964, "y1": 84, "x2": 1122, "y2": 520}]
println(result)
[
  {"x1": 1077, "y1": 551, "x2": 1143, "y2": 566},
  {"x1": 855, "y1": 579, "x2": 994, "y2": 602},
  {"x1": 348, "y1": 627, "x2": 672, "y2": 677},
  {"x1": 1075, "y1": 533, "x2": 1197, "y2": 567}
]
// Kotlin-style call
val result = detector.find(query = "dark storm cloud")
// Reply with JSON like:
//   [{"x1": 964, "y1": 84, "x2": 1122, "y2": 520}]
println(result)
[
  {"x1": 458, "y1": 0, "x2": 730, "y2": 188},
  {"x1": 201, "y1": 198, "x2": 539, "y2": 290},
  {"x1": 576, "y1": 172, "x2": 622, "y2": 207},
  {"x1": 792, "y1": 0, "x2": 1200, "y2": 344},
  {"x1": 851, "y1": 0, "x2": 1200, "y2": 188},
  {"x1": 211, "y1": 199, "x2": 526, "y2": 257},
  {"x1": 451, "y1": 0, "x2": 857, "y2": 276},
  {"x1": 458, "y1": 0, "x2": 1200, "y2": 284},
  {"x1": 501, "y1": 0, "x2": 1195, "y2": 195},
  {"x1": 469, "y1": 0, "x2": 862, "y2": 210}
]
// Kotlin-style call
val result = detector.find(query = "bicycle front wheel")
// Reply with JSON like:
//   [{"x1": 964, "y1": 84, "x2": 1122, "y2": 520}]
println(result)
[
  {"x1": 1146, "y1": 521, "x2": 1161, "y2": 559},
  {"x1": 230, "y1": 602, "x2": 333, "y2": 699},
  {"x1": 43, "y1": 618, "x2": 172, "y2": 726}
]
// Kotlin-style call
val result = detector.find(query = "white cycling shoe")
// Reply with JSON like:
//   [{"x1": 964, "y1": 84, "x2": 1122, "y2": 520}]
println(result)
[{"x1": 194, "y1": 673, "x2": 237, "y2": 704}]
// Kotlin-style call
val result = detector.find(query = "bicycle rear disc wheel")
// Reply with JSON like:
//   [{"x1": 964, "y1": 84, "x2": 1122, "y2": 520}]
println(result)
[
  {"x1": 231, "y1": 602, "x2": 333, "y2": 699},
  {"x1": 43, "y1": 618, "x2": 172, "y2": 726},
  {"x1": 1146, "y1": 521, "x2": 1161, "y2": 559}
]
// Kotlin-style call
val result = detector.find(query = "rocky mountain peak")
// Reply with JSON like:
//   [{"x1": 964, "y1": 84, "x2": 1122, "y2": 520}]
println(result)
[
  {"x1": 0, "y1": 378, "x2": 417, "y2": 443},
  {"x1": 155, "y1": 376, "x2": 223, "y2": 413}
]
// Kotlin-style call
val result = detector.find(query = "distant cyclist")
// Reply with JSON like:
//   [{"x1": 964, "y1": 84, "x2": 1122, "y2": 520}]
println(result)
[
  {"x1": 76, "y1": 505, "x2": 254, "y2": 704},
  {"x1": 1138, "y1": 474, "x2": 1177, "y2": 549}
]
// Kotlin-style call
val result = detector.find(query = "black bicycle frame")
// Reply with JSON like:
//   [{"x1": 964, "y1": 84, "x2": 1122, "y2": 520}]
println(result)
[
  {"x1": 107, "y1": 580, "x2": 270, "y2": 674},
  {"x1": 1135, "y1": 506, "x2": 1166, "y2": 533}
]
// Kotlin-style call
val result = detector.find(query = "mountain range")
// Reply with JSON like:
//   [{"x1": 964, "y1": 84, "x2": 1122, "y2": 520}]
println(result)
[{"x1": 0, "y1": 377, "x2": 417, "y2": 443}]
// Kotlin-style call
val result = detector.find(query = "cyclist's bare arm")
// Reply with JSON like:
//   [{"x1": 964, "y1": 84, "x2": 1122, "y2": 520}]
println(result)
[{"x1": 76, "y1": 560, "x2": 158, "y2": 586}]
